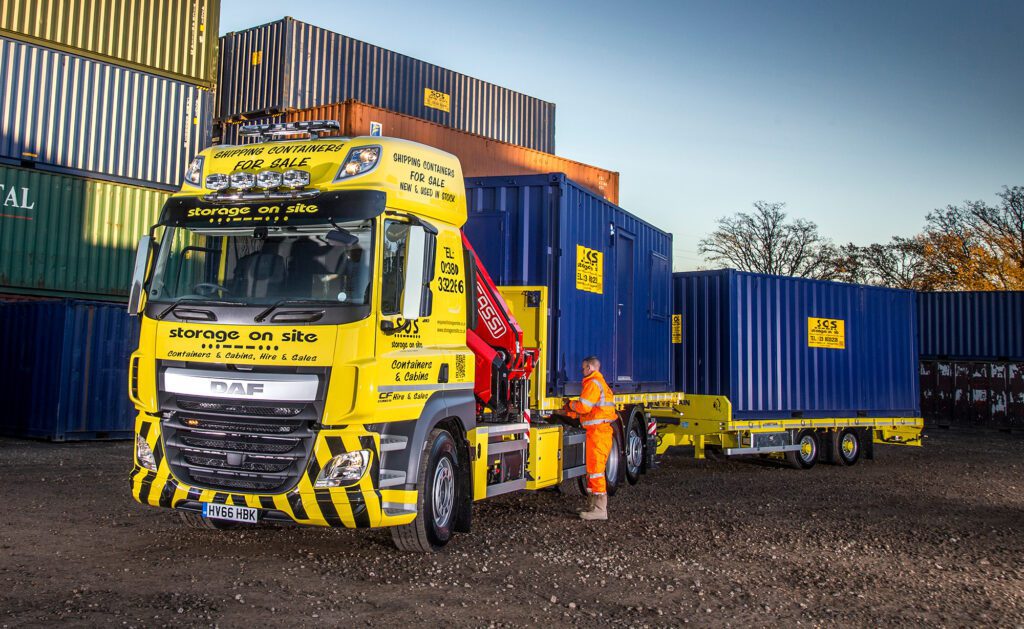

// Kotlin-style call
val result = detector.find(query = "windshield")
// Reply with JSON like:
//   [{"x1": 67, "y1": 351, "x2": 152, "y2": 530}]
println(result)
[{"x1": 148, "y1": 221, "x2": 374, "y2": 306}]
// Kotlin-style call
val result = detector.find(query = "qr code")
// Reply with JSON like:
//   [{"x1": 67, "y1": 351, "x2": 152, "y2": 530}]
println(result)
[{"x1": 455, "y1": 354, "x2": 467, "y2": 380}]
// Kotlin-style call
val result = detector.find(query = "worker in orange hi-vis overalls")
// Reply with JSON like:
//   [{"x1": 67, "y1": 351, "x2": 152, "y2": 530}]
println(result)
[{"x1": 567, "y1": 356, "x2": 617, "y2": 521}]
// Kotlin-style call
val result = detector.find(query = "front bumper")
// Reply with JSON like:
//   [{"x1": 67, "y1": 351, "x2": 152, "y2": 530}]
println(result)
[{"x1": 130, "y1": 414, "x2": 416, "y2": 528}]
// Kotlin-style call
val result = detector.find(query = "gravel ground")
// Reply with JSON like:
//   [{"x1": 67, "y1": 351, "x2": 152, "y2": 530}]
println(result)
[{"x1": 1, "y1": 429, "x2": 1022, "y2": 627}]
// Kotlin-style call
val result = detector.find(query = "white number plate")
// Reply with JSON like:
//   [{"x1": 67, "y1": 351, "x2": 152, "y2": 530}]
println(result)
[{"x1": 201, "y1": 503, "x2": 258, "y2": 523}]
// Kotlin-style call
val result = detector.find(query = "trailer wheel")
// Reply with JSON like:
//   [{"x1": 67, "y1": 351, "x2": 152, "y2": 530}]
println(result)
[
  {"x1": 786, "y1": 430, "x2": 820, "y2": 470},
  {"x1": 624, "y1": 408, "x2": 645, "y2": 485},
  {"x1": 179, "y1": 511, "x2": 237, "y2": 530},
  {"x1": 836, "y1": 429, "x2": 861, "y2": 466},
  {"x1": 576, "y1": 428, "x2": 621, "y2": 497},
  {"x1": 391, "y1": 428, "x2": 459, "y2": 553}
]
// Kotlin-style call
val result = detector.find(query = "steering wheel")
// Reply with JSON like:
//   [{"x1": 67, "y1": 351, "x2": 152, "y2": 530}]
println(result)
[{"x1": 192, "y1": 282, "x2": 232, "y2": 297}]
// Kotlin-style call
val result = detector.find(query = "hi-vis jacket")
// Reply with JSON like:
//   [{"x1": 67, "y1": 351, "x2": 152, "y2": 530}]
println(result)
[{"x1": 569, "y1": 371, "x2": 617, "y2": 427}]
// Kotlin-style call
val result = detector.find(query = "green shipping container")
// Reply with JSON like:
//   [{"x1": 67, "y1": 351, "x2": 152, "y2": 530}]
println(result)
[
  {"x1": 0, "y1": 165, "x2": 167, "y2": 298},
  {"x1": 0, "y1": 0, "x2": 219, "y2": 88}
]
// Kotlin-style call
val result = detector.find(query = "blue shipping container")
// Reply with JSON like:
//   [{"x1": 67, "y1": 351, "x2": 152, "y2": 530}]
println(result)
[
  {"x1": 216, "y1": 17, "x2": 556, "y2": 153},
  {"x1": 674, "y1": 270, "x2": 920, "y2": 419},
  {"x1": 917, "y1": 291, "x2": 1024, "y2": 361},
  {"x1": 0, "y1": 299, "x2": 138, "y2": 440},
  {"x1": 464, "y1": 173, "x2": 673, "y2": 397},
  {"x1": 0, "y1": 35, "x2": 213, "y2": 191}
]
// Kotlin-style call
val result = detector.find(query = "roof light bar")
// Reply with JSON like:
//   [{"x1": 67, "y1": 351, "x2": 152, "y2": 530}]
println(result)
[{"x1": 238, "y1": 119, "x2": 342, "y2": 141}]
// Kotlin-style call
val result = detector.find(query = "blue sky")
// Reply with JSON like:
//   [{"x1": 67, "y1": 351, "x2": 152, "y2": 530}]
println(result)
[{"x1": 221, "y1": 0, "x2": 1024, "y2": 270}]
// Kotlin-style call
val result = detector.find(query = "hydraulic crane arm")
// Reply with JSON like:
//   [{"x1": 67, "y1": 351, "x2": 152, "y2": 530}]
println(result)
[{"x1": 462, "y1": 231, "x2": 538, "y2": 419}]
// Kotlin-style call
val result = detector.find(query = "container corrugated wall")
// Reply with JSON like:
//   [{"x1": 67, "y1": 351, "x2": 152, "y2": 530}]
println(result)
[
  {"x1": 0, "y1": 0, "x2": 220, "y2": 88},
  {"x1": 917, "y1": 291, "x2": 1024, "y2": 361},
  {"x1": 217, "y1": 18, "x2": 556, "y2": 152},
  {"x1": 675, "y1": 270, "x2": 920, "y2": 419},
  {"x1": 0, "y1": 299, "x2": 138, "y2": 440},
  {"x1": 465, "y1": 173, "x2": 672, "y2": 396},
  {"x1": 0, "y1": 36, "x2": 213, "y2": 190},
  {"x1": 0, "y1": 165, "x2": 167, "y2": 298},
  {"x1": 219, "y1": 100, "x2": 617, "y2": 203}
]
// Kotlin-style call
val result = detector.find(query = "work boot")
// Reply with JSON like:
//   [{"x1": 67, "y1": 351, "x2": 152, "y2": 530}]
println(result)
[
  {"x1": 575, "y1": 494, "x2": 595, "y2": 514},
  {"x1": 580, "y1": 494, "x2": 608, "y2": 521}
]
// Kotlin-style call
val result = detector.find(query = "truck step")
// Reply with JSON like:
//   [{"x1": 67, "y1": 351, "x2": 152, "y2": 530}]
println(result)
[
  {"x1": 378, "y1": 469, "x2": 407, "y2": 488},
  {"x1": 379, "y1": 435, "x2": 408, "y2": 452}
]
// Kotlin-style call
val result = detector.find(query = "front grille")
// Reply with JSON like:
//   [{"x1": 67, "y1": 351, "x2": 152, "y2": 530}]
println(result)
[
  {"x1": 163, "y1": 412, "x2": 315, "y2": 494},
  {"x1": 177, "y1": 398, "x2": 304, "y2": 417}
]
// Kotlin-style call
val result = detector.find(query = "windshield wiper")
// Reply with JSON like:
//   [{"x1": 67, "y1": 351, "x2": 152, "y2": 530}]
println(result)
[
  {"x1": 253, "y1": 299, "x2": 331, "y2": 323},
  {"x1": 157, "y1": 298, "x2": 239, "y2": 320}
]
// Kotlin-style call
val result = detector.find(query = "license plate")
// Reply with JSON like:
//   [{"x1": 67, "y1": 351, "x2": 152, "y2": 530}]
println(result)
[{"x1": 201, "y1": 502, "x2": 258, "y2": 523}]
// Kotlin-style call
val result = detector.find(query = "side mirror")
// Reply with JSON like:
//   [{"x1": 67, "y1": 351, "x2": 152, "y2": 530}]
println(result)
[
  {"x1": 128, "y1": 235, "x2": 153, "y2": 316},
  {"x1": 401, "y1": 225, "x2": 427, "y2": 321}
]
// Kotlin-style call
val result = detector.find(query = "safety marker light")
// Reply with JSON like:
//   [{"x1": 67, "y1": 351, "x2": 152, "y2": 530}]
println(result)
[
  {"x1": 184, "y1": 156, "x2": 204, "y2": 187},
  {"x1": 282, "y1": 169, "x2": 311, "y2": 188},
  {"x1": 229, "y1": 172, "x2": 256, "y2": 190},
  {"x1": 256, "y1": 170, "x2": 284, "y2": 189},
  {"x1": 205, "y1": 173, "x2": 229, "y2": 190},
  {"x1": 335, "y1": 146, "x2": 381, "y2": 181}
]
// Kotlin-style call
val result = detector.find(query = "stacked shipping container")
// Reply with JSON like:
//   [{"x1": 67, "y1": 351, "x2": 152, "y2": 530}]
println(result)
[
  {"x1": 216, "y1": 17, "x2": 556, "y2": 152},
  {"x1": 918, "y1": 291, "x2": 1024, "y2": 428},
  {"x1": 0, "y1": 0, "x2": 219, "y2": 439}
]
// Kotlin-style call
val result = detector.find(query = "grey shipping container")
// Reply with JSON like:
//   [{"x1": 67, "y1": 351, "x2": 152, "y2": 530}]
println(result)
[
  {"x1": 675, "y1": 270, "x2": 920, "y2": 419},
  {"x1": 0, "y1": 164, "x2": 167, "y2": 298},
  {"x1": 0, "y1": 0, "x2": 221, "y2": 88},
  {"x1": 464, "y1": 173, "x2": 673, "y2": 397},
  {"x1": 0, "y1": 299, "x2": 138, "y2": 441},
  {"x1": 0, "y1": 36, "x2": 213, "y2": 190},
  {"x1": 216, "y1": 17, "x2": 556, "y2": 152}
]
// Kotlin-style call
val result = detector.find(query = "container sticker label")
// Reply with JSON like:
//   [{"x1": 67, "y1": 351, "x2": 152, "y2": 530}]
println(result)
[
  {"x1": 671, "y1": 314, "x2": 682, "y2": 344},
  {"x1": 575, "y1": 245, "x2": 603, "y2": 294},
  {"x1": 251, "y1": 51, "x2": 263, "y2": 66},
  {"x1": 808, "y1": 317, "x2": 845, "y2": 349},
  {"x1": 424, "y1": 89, "x2": 451, "y2": 113},
  {"x1": 370, "y1": 121, "x2": 383, "y2": 136}
]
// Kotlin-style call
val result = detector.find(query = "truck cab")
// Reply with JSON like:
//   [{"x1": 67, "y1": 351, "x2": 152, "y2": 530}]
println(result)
[{"x1": 129, "y1": 123, "x2": 508, "y2": 550}]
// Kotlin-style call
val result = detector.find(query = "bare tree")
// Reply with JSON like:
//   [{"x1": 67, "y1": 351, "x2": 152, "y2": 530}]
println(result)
[
  {"x1": 858, "y1": 237, "x2": 933, "y2": 289},
  {"x1": 699, "y1": 201, "x2": 839, "y2": 279}
]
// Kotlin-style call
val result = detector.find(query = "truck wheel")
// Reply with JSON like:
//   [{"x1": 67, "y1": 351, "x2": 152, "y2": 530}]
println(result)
[
  {"x1": 179, "y1": 511, "x2": 237, "y2": 530},
  {"x1": 577, "y1": 428, "x2": 621, "y2": 497},
  {"x1": 785, "y1": 430, "x2": 820, "y2": 470},
  {"x1": 391, "y1": 428, "x2": 459, "y2": 552},
  {"x1": 624, "y1": 408, "x2": 645, "y2": 485},
  {"x1": 836, "y1": 429, "x2": 861, "y2": 466}
]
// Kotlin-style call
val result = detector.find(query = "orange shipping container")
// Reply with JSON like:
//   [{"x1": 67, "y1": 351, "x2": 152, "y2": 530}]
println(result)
[{"x1": 224, "y1": 100, "x2": 619, "y2": 204}]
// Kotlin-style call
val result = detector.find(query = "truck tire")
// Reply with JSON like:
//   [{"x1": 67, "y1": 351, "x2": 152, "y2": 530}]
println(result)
[
  {"x1": 835, "y1": 428, "x2": 861, "y2": 466},
  {"x1": 576, "y1": 427, "x2": 621, "y2": 497},
  {"x1": 624, "y1": 408, "x2": 645, "y2": 486},
  {"x1": 391, "y1": 428, "x2": 460, "y2": 552},
  {"x1": 179, "y1": 511, "x2": 237, "y2": 530},
  {"x1": 785, "y1": 429, "x2": 820, "y2": 470}
]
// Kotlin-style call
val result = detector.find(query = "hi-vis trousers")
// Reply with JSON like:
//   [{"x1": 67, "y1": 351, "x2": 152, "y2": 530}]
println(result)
[{"x1": 585, "y1": 422, "x2": 614, "y2": 495}]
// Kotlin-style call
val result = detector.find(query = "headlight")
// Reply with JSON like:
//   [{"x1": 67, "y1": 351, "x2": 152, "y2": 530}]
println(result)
[
  {"x1": 256, "y1": 170, "x2": 283, "y2": 189},
  {"x1": 183, "y1": 156, "x2": 204, "y2": 187},
  {"x1": 136, "y1": 435, "x2": 157, "y2": 471},
  {"x1": 205, "y1": 173, "x2": 229, "y2": 190},
  {"x1": 282, "y1": 169, "x2": 311, "y2": 188},
  {"x1": 314, "y1": 450, "x2": 370, "y2": 487},
  {"x1": 335, "y1": 146, "x2": 381, "y2": 181},
  {"x1": 229, "y1": 172, "x2": 256, "y2": 190}
]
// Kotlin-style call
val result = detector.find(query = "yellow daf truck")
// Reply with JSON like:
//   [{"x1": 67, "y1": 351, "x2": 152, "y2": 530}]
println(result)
[{"x1": 126, "y1": 121, "x2": 674, "y2": 551}]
